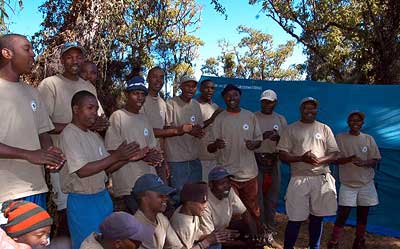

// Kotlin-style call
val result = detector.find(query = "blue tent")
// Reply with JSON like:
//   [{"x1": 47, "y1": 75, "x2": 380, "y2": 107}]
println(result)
[{"x1": 199, "y1": 76, "x2": 400, "y2": 237}]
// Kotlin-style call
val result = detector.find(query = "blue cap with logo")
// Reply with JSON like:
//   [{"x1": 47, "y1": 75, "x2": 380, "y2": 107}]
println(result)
[
  {"x1": 208, "y1": 166, "x2": 233, "y2": 181},
  {"x1": 60, "y1": 41, "x2": 85, "y2": 57},
  {"x1": 125, "y1": 76, "x2": 148, "y2": 95},
  {"x1": 132, "y1": 174, "x2": 175, "y2": 195}
]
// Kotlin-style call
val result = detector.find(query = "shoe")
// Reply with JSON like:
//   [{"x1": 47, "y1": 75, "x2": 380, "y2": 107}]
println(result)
[
  {"x1": 352, "y1": 237, "x2": 366, "y2": 249},
  {"x1": 327, "y1": 240, "x2": 339, "y2": 249}
]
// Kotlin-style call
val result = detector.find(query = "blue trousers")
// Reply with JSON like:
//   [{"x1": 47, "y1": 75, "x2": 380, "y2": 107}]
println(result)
[{"x1": 67, "y1": 189, "x2": 113, "y2": 249}]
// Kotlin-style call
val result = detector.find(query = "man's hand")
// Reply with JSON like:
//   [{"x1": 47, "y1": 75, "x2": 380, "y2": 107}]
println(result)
[
  {"x1": 245, "y1": 140, "x2": 259, "y2": 151},
  {"x1": 130, "y1": 147, "x2": 149, "y2": 161},
  {"x1": 352, "y1": 157, "x2": 366, "y2": 167},
  {"x1": 263, "y1": 130, "x2": 279, "y2": 142},
  {"x1": 25, "y1": 147, "x2": 65, "y2": 169},
  {"x1": 188, "y1": 124, "x2": 205, "y2": 138},
  {"x1": 112, "y1": 141, "x2": 141, "y2": 161},
  {"x1": 337, "y1": 155, "x2": 357, "y2": 164},
  {"x1": 301, "y1": 150, "x2": 319, "y2": 165},
  {"x1": 90, "y1": 114, "x2": 110, "y2": 132},
  {"x1": 214, "y1": 138, "x2": 226, "y2": 149},
  {"x1": 204, "y1": 229, "x2": 240, "y2": 245},
  {"x1": 45, "y1": 146, "x2": 66, "y2": 171},
  {"x1": 178, "y1": 123, "x2": 193, "y2": 135},
  {"x1": 143, "y1": 148, "x2": 164, "y2": 166}
]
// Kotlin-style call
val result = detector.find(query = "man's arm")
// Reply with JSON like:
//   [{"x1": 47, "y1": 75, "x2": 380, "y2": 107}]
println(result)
[{"x1": 153, "y1": 124, "x2": 193, "y2": 138}]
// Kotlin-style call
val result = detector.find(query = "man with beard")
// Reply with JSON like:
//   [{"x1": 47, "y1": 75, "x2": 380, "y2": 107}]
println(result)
[
  {"x1": 195, "y1": 79, "x2": 223, "y2": 181},
  {"x1": 207, "y1": 84, "x2": 262, "y2": 232},
  {"x1": 38, "y1": 42, "x2": 108, "y2": 235},
  {"x1": 254, "y1": 89, "x2": 287, "y2": 246},
  {"x1": 105, "y1": 77, "x2": 163, "y2": 213},
  {"x1": 59, "y1": 91, "x2": 140, "y2": 249},
  {"x1": 132, "y1": 174, "x2": 183, "y2": 249},
  {"x1": 0, "y1": 34, "x2": 64, "y2": 220},
  {"x1": 277, "y1": 97, "x2": 339, "y2": 249},
  {"x1": 164, "y1": 75, "x2": 205, "y2": 204},
  {"x1": 327, "y1": 111, "x2": 381, "y2": 249}
]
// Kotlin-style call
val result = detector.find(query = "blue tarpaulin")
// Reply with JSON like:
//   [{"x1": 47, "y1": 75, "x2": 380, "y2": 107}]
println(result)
[{"x1": 199, "y1": 76, "x2": 400, "y2": 238}]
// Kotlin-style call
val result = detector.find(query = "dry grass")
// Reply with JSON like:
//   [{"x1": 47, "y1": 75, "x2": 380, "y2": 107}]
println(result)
[{"x1": 264, "y1": 213, "x2": 400, "y2": 249}]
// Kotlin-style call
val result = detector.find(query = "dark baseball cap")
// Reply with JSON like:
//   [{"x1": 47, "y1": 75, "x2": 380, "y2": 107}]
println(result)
[
  {"x1": 180, "y1": 182, "x2": 208, "y2": 203},
  {"x1": 208, "y1": 166, "x2": 233, "y2": 181},
  {"x1": 60, "y1": 41, "x2": 85, "y2": 57},
  {"x1": 132, "y1": 174, "x2": 175, "y2": 195},
  {"x1": 100, "y1": 212, "x2": 154, "y2": 242},
  {"x1": 125, "y1": 76, "x2": 148, "y2": 95},
  {"x1": 221, "y1": 84, "x2": 241, "y2": 97},
  {"x1": 348, "y1": 110, "x2": 365, "y2": 120}
]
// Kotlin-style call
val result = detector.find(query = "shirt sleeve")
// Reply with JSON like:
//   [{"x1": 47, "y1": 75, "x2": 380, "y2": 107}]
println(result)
[
  {"x1": 37, "y1": 79, "x2": 55, "y2": 118},
  {"x1": 165, "y1": 99, "x2": 174, "y2": 127},
  {"x1": 276, "y1": 126, "x2": 292, "y2": 153},
  {"x1": 231, "y1": 190, "x2": 247, "y2": 215},
  {"x1": 104, "y1": 112, "x2": 124, "y2": 151},
  {"x1": 368, "y1": 135, "x2": 381, "y2": 160},
  {"x1": 164, "y1": 220, "x2": 184, "y2": 249},
  {"x1": 324, "y1": 125, "x2": 340, "y2": 153},
  {"x1": 200, "y1": 206, "x2": 215, "y2": 235},
  {"x1": 60, "y1": 129, "x2": 91, "y2": 174},
  {"x1": 252, "y1": 114, "x2": 263, "y2": 141},
  {"x1": 35, "y1": 89, "x2": 55, "y2": 134}
]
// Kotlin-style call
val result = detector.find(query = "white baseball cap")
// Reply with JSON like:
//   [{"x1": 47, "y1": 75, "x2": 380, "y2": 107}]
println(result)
[{"x1": 260, "y1": 90, "x2": 277, "y2": 101}]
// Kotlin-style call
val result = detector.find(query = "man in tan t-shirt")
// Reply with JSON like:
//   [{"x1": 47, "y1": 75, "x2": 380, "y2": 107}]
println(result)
[
  {"x1": 132, "y1": 174, "x2": 183, "y2": 249},
  {"x1": 164, "y1": 75, "x2": 205, "y2": 204},
  {"x1": 0, "y1": 34, "x2": 64, "y2": 223},
  {"x1": 195, "y1": 79, "x2": 223, "y2": 181},
  {"x1": 254, "y1": 89, "x2": 287, "y2": 245},
  {"x1": 208, "y1": 84, "x2": 262, "y2": 231},
  {"x1": 105, "y1": 77, "x2": 163, "y2": 213},
  {"x1": 327, "y1": 111, "x2": 381, "y2": 249},
  {"x1": 277, "y1": 97, "x2": 339, "y2": 249},
  {"x1": 38, "y1": 42, "x2": 108, "y2": 232},
  {"x1": 59, "y1": 91, "x2": 140, "y2": 249}
]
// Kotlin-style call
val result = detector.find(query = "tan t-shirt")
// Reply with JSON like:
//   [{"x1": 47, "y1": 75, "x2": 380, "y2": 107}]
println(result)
[
  {"x1": 105, "y1": 109, "x2": 157, "y2": 197},
  {"x1": 277, "y1": 121, "x2": 339, "y2": 176},
  {"x1": 60, "y1": 123, "x2": 108, "y2": 194},
  {"x1": 38, "y1": 75, "x2": 104, "y2": 149},
  {"x1": 196, "y1": 100, "x2": 219, "y2": 161},
  {"x1": 336, "y1": 132, "x2": 381, "y2": 188},
  {"x1": 134, "y1": 210, "x2": 183, "y2": 249},
  {"x1": 210, "y1": 109, "x2": 262, "y2": 181},
  {"x1": 254, "y1": 112, "x2": 287, "y2": 153},
  {"x1": 0, "y1": 80, "x2": 54, "y2": 202},
  {"x1": 170, "y1": 206, "x2": 203, "y2": 248},
  {"x1": 141, "y1": 95, "x2": 167, "y2": 129},
  {"x1": 165, "y1": 97, "x2": 203, "y2": 162},
  {"x1": 200, "y1": 188, "x2": 247, "y2": 234},
  {"x1": 80, "y1": 232, "x2": 103, "y2": 249}
]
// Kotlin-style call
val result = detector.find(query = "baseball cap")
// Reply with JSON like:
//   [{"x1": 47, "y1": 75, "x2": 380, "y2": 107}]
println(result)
[
  {"x1": 125, "y1": 76, "x2": 148, "y2": 95},
  {"x1": 221, "y1": 84, "x2": 241, "y2": 97},
  {"x1": 180, "y1": 183, "x2": 208, "y2": 203},
  {"x1": 179, "y1": 75, "x2": 197, "y2": 85},
  {"x1": 260, "y1": 89, "x2": 277, "y2": 101},
  {"x1": 300, "y1": 97, "x2": 319, "y2": 106},
  {"x1": 60, "y1": 41, "x2": 85, "y2": 57},
  {"x1": 132, "y1": 174, "x2": 175, "y2": 195},
  {"x1": 348, "y1": 110, "x2": 365, "y2": 120},
  {"x1": 208, "y1": 166, "x2": 233, "y2": 181},
  {"x1": 100, "y1": 212, "x2": 154, "y2": 242}
]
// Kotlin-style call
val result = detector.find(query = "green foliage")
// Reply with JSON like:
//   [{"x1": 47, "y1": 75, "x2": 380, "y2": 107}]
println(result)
[
  {"x1": 30, "y1": 0, "x2": 203, "y2": 113},
  {"x1": 201, "y1": 25, "x2": 302, "y2": 80},
  {"x1": 250, "y1": 0, "x2": 400, "y2": 84}
]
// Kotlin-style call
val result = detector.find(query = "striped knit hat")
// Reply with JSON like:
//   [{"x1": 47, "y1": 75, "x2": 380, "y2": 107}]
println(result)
[{"x1": 1, "y1": 200, "x2": 53, "y2": 238}]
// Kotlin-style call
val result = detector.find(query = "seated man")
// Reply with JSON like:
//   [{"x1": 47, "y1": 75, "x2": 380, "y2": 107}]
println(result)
[
  {"x1": 132, "y1": 174, "x2": 183, "y2": 249},
  {"x1": 1, "y1": 200, "x2": 53, "y2": 249},
  {"x1": 170, "y1": 183, "x2": 236, "y2": 249},
  {"x1": 80, "y1": 211, "x2": 155, "y2": 249},
  {"x1": 201, "y1": 167, "x2": 258, "y2": 248}
]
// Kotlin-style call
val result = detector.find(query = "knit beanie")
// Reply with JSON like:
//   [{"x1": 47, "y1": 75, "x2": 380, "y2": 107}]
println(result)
[{"x1": 1, "y1": 200, "x2": 53, "y2": 238}]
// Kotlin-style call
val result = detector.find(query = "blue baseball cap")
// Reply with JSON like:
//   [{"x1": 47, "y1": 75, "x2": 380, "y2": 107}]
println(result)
[
  {"x1": 132, "y1": 174, "x2": 175, "y2": 195},
  {"x1": 125, "y1": 76, "x2": 148, "y2": 95},
  {"x1": 208, "y1": 166, "x2": 233, "y2": 181},
  {"x1": 60, "y1": 41, "x2": 85, "y2": 57}
]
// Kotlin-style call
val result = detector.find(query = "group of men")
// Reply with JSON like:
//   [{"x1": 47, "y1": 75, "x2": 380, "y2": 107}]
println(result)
[{"x1": 0, "y1": 33, "x2": 382, "y2": 249}]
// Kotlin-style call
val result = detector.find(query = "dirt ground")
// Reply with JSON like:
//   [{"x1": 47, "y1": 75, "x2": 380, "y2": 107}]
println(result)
[{"x1": 265, "y1": 213, "x2": 400, "y2": 249}]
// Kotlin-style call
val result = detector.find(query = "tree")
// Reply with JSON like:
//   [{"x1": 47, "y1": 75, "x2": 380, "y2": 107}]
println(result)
[
  {"x1": 250, "y1": 0, "x2": 400, "y2": 84},
  {"x1": 201, "y1": 25, "x2": 302, "y2": 80},
  {"x1": 30, "y1": 0, "x2": 203, "y2": 113},
  {"x1": 0, "y1": 0, "x2": 23, "y2": 32}
]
